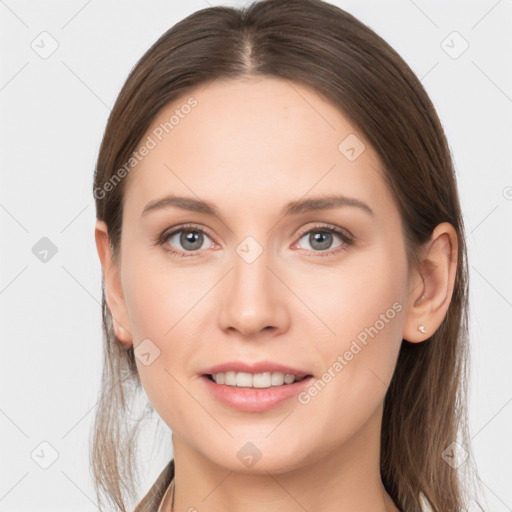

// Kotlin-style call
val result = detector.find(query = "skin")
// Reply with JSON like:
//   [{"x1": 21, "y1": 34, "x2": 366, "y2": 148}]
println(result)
[{"x1": 95, "y1": 76, "x2": 458, "y2": 512}]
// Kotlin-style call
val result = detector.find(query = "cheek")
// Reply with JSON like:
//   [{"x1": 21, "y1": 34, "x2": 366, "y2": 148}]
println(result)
[
  {"x1": 299, "y1": 247, "x2": 406, "y2": 339},
  {"x1": 304, "y1": 246, "x2": 406, "y2": 391},
  {"x1": 124, "y1": 275, "x2": 171, "y2": 341},
  {"x1": 121, "y1": 259, "x2": 200, "y2": 419},
  {"x1": 121, "y1": 250, "x2": 197, "y2": 341},
  {"x1": 121, "y1": 253, "x2": 206, "y2": 379},
  {"x1": 293, "y1": 269, "x2": 405, "y2": 445}
]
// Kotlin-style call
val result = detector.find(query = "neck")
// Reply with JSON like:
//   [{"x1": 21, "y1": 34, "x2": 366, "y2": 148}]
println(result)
[{"x1": 170, "y1": 404, "x2": 399, "y2": 512}]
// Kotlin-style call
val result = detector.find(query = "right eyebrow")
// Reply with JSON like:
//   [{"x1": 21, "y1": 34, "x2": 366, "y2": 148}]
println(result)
[{"x1": 141, "y1": 195, "x2": 218, "y2": 218}]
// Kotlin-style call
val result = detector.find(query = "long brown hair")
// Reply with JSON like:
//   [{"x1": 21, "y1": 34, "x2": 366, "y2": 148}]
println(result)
[{"x1": 91, "y1": 1, "x2": 482, "y2": 510}]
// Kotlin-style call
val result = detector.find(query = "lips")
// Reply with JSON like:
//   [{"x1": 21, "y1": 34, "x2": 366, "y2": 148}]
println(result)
[{"x1": 199, "y1": 360, "x2": 315, "y2": 412}]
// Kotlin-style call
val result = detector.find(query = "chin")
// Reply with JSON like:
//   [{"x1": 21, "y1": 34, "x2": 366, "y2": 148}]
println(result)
[{"x1": 200, "y1": 438, "x2": 315, "y2": 476}]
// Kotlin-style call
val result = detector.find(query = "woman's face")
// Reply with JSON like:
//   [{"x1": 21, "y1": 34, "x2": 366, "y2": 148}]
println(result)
[{"x1": 110, "y1": 76, "x2": 414, "y2": 472}]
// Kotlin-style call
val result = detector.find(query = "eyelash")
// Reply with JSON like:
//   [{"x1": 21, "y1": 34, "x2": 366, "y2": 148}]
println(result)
[{"x1": 156, "y1": 222, "x2": 354, "y2": 258}]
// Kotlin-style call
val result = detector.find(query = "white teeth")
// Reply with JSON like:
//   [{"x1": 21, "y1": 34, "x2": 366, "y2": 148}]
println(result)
[
  {"x1": 211, "y1": 371, "x2": 305, "y2": 387},
  {"x1": 271, "y1": 372, "x2": 284, "y2": 386},
  {"x1": 225, "y1": 371, "x2": 236, "y2": 386},
  {"x1": 253, "y1": 372, "x2": 272, "y2": 388},
  {"x1": 284, "y1": 373, "x2": 295, "y2": 384},
  {"x1": 236, "y1": 372, "x2": 253, "y2": 387}
]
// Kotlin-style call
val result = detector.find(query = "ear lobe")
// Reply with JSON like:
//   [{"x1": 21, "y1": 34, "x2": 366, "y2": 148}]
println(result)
[
  {"x1": 95, "y1": 220, "x2": 133, "y2": 349},
  {"x1": 402, "y1": 222, "x2": 458, "y2": 343}
]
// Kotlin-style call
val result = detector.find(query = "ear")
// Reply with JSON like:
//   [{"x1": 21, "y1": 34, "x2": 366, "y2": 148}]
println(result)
[
  {"x1": 95, "y1": 219, "x2": 133, "y2": 349},
  {"x1": 402, "y1": 222, "x2": 458, "y2": 343}
]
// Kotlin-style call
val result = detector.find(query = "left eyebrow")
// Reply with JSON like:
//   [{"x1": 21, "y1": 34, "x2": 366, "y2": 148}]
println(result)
[
  {"x1": 281, "y1": 195, "x2": 374, "y2": 217},
  {"x1": 140, "y1": 193, "x2": 374, "y2": 219}
]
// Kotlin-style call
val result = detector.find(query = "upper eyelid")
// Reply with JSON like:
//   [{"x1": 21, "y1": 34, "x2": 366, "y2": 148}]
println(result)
[
  {"x1": 296, "y1": 223, "x2": 353, "y2": 240},
  {"x1": 165, "y1": 223, "x2": 215, "y2": 240}
]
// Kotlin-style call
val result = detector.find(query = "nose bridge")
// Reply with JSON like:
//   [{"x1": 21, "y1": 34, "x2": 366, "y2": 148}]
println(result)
[{"x1": 218, "y1": 237, "x2": 289, "y2": 336}]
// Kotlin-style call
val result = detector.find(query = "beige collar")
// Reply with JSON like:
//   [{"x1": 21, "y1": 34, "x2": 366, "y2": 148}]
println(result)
[{"x1": 157, "y1": 477, "x2": 175, "y2": 512}]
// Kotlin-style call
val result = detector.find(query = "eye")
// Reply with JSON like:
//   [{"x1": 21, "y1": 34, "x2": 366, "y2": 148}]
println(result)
[
  {"x1": 157, "y1": 223, "x2": 353, "y2": 258},
  {"x1": 294, "y1": 224, "x2": 353, "y2": 256},
  {"x1": 159, "y1": 224, "x2": 215, "y2": 256}
]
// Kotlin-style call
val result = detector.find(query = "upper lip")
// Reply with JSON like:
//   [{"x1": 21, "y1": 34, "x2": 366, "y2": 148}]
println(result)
[{"x1": 202, "y1": 361, "x2": 313, "y2": 379}]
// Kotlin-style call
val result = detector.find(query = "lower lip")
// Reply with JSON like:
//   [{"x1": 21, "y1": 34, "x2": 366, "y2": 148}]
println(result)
[{"x1": 201, "y1": 375, "x2": 314, "y2": 412}]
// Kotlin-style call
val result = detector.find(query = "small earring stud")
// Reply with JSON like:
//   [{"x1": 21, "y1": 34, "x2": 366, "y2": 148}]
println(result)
[{"x1": 418, "y1": 325, "x2": 426, "y2": 334}]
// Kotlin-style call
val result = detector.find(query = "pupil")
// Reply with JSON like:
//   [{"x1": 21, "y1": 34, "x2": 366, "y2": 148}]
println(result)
[{"x1": 310, "y1": 231, "x2": 332, "y2": 250}]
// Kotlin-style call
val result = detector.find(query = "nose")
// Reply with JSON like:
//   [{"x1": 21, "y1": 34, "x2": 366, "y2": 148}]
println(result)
[{"x1": 218, "y1": 246, "x2": 291, "y2": 338}]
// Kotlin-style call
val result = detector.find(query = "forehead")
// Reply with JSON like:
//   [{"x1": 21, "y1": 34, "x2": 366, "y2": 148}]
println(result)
[{"x1": 123, "y1": 76, "x2": 394, "y2": 220}]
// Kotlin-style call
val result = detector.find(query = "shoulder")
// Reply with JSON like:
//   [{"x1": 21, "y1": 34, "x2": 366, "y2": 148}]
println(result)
[{"x1": 133, "y1": 459, "x2": 175, "y2": 512}]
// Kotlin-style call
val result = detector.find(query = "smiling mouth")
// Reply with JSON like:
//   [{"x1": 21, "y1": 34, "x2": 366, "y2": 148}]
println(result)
[{"x1": 204, "y1": 371, "x2": 313, "y2": 388}]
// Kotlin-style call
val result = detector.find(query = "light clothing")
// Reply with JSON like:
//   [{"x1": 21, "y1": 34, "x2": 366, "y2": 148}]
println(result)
[
  {"x1": 133, "y1": 459, "x2": 433, "y2": 512},
  {"x1": 133, "y1": 460, "x2": 174, "y2": 512},
  {"x1": 156, "y1": 477, "x2": 173, "y2": 512}
]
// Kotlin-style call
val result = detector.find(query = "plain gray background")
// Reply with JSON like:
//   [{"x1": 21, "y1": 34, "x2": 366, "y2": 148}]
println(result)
[{"x1": 1, "y1": 1, "x2": 511, "y2": 510}]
